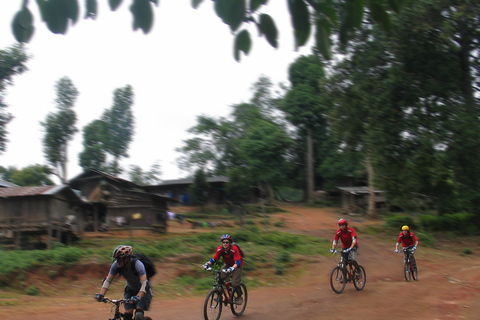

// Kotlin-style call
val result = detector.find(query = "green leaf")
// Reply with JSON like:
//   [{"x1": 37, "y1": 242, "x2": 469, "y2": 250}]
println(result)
[
  {"x1": 345, "y1": 0, "x2": 364, "y2": 29},
  {"x1": 214, "y1": 0, "x2": 246, "y2": 32},
  {"x1": 250, "y1": 0, "x2": 267, "y2": 12},
  {"x1": 85, "y1": 0, "x2": 98, "y2": 19},
  {"x1": 287, "y1": 0, "x2": 311, "y2": 49},
  {"x1": 234, "y1": 29, "x2": 251, "y2": 62},
  {"x1": 12, "y1": 7, "x2": 34, "y2": 43},
  {"x1": 368, "y1": 1, "x2": 390, "y2": 31},
  {"x1": 306, "y1": 0, "x2": 338, "y2": 27},
  {"x1": 43, "y1": 0, "x2": 69, "y2": 34},
  {"x1": 109, "y1": 0, "x2": 123, "y2": 11},
  {"x1": 66, "y1": 0, "x2": 79, "y2": 25},
  {"x1": 315, "y1": 17, "x2": 332, "y2": 60},
  {"x1": 192, "y1": 0, "x2": 204, "y2": 9},
  {"x1": 130, "y1": 0, "x2": 154, "y2": 34},
  {"x1": 258, "y1": 13, "x2": 278, "y2": 48}
]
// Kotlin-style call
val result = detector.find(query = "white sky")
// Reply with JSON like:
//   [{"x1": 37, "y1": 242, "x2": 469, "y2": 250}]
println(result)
[{"x1": 0, "y1": 0, "x2": 312, "y2": 182}]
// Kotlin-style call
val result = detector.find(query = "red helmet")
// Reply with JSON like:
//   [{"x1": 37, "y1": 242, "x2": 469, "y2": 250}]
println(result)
[
  {"x1": 221, "y1": 234, "x2": 233, "y2": 242},
  {"x1": 338, "y1": 218, "x2": 348, "y2": 226}
]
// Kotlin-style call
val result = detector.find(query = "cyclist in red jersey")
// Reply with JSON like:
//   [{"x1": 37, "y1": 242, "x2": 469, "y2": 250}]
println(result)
[
  {"x1": 395, "y1": 225, "x2": 419, "y2": 266},
  {"x1": 330, "y1": 218, "x2": 359, "y2": 267},
  {"x1": 203, "y1": 234, "x2": 245, "y2": 305}
]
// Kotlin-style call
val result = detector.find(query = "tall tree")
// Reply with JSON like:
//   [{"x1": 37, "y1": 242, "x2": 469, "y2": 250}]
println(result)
[
  {"x1": 78, "y1": 85, "x2": 135, "y2": 175},
  {"x1": 102, "y1": 85, "x2": 135, "y2": 174},
  {"x1": 190, "y1": 168, "x2": 209, "y2": 208},
  {"x1": 0, "y1": 44, "x2": 29, "y2": 154},
  {"x1": 41, "y1": 77, "x2": 79, "y2": 183},
  {"x1": 281, "y1": 54, "x2": 326, "y2": 203}
]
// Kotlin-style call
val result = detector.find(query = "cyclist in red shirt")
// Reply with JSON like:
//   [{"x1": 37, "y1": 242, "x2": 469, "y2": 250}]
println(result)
[
  {"x1": 330, "y1": 218, "x2": 359, "y2": 267},
  {"x1": 395, "y1": 225, "x2": 419, "y2": 266},
  {"x1": 203, "y1": 234, "x2": 245, "y2": 305}
]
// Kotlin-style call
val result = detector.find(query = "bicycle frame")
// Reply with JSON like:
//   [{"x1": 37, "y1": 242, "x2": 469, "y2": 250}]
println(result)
[
  {"x1": 330, "y1": 249, "x2": 366, "y2": 294},
  {"x1": 101, "y1": 297, "x2": 152, "y2": 320},
  {"x1": 403, "y1": 246, "x2": 418, "y2": 281},
  {"x1": 203, "y1": 267, "x2": 248, "y2": 320}
]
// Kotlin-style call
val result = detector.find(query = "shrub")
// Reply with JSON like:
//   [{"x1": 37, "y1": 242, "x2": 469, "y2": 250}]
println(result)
[
  {"x1": 25, "y1": 286, "x2": 39, "y2": 296},
  {"x1": 385, "y1": 215, "x2": 417, "y2": 229},
  {"x1": 276, "y1": 251, "x2": 292, "y2": 263}
]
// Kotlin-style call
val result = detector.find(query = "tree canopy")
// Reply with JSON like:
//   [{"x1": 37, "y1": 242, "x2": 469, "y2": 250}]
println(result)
[{"x1": 9, "y1": 0, "x2": 411, "y2": 61}]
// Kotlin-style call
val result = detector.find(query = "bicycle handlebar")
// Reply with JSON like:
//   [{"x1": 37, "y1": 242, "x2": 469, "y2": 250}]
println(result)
[
  {"x1": 101, "y1": 297, "x2": 134, "y2": 304},
  {"x1": 332, "y1": 248, "x2": 352, "y2": 254},
  {"x1": 204, "y1": 267, "x2": 236, "y2": 273}
]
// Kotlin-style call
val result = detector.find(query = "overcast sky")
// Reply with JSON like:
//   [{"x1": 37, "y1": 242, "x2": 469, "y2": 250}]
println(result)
[{"x1": 0, "y1": 0, "x2": 312, "y2": 183}]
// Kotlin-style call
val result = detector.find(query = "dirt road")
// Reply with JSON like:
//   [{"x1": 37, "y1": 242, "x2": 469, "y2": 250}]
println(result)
[{"x1": 4, "y1": 206, "x2": 480, "y2": 320}]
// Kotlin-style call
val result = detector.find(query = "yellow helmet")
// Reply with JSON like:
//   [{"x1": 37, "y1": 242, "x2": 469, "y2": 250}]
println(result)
[{"x1": 401, "y1": 225, "x2": 409, "y2": 231}]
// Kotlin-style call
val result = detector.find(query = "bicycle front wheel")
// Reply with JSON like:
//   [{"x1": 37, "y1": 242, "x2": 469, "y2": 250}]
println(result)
[
  {"x1": 330, "y1": 266, "x2": 347, "y2": 294},
  {"x1": 203, "y1": 289, "x2": 223, "y2": 320},
  {"x1": 404, "y1": 260, "x2": 412, "y2": 282},
  {"x1": 353, "y1": 265, "x2": 366, "y2": 291},
  {"x1": 230, "y1": 283, "x2": 248, "y2": 316},
  {"x1": 411, "y1": 256, "x2": 418, "y2": 281}
]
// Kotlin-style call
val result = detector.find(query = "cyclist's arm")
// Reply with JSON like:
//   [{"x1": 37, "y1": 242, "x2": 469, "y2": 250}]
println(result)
[
  {"x1": 331, "y1": 239, "x2": 337, "y2": 250},
  {"x1": 350, "y1": 236, "x2": 357, "y2": 249},
  {"x1": 99, "y1": 274, "x2": 114, "y2": 295}
]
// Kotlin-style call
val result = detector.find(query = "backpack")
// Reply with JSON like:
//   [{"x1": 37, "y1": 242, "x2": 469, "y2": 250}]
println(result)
[
  {"x1": 131, "y1": 253, "x2": 157, "y2": 279},
  {"x1": 232, "y1": 242, "x2": 245, "y2": 258}
]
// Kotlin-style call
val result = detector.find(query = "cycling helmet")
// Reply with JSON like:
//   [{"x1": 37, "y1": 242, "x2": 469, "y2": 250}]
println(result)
[
  {"x1": 338, "y1": 218, "x2": 348, "y2": 226},
  {"x1": 112, "y1": 245, "x2": 133, "y2": 259},
  {"x1": 220, "y1": 234, "x2": 233, "y2": 243},
  {"x1": 401, "y1": 225, "x2": 410, "y2": 231}
]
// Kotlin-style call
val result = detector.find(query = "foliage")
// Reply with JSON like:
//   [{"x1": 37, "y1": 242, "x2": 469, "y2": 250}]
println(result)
[
  {"x1": 0, "y1": 164, "x2": 54, "y2": 186},
  {"x1": 384, "y1": 215, "x2": 417, "y2": 230},
  {"x1": 79, "y1": 85, "x2": 135, "y2": 174},
  {"x1": 41, "y1": 77, "x2": 79, "y2": 183},
  {"x1": 128, "y1": 162, "x2": 162, "y2": 185},
  {"x1": 189, "y1": 168, "x2": 209, "y2": 206},
  {"x1": 419, "y1": 213, "x2": 476, "y2": 233},
  {"x1": 9, "y1": 0, "x2": 406, "y2": 61},
  {"x1": 25, "y1": 286, "x2": 38, "y2": 296},
  {"x1": 0, "y1": 44, "x2": 29, "y2": 154}
]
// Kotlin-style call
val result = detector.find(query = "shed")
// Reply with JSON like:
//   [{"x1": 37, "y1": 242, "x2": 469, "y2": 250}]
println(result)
[
  {"x1": 0, "y1": 185, "x2": 91, "y2": 249},
  {"x1": 144, "y1": 176, "x2": 229, "y2": 205},
  {"x1": 68, "y1": 169, "x2": 170, "y2": 232},
  {"x1": 337, "y1": 186, "x2": 387, "y2": 213}
]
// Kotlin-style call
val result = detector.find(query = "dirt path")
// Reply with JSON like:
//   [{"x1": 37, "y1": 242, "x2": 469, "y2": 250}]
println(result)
[{"x1": 4, "y1": 206, "x2": 480, "y2": 320}]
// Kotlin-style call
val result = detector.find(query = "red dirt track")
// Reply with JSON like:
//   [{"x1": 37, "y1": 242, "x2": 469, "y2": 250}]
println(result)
[{"x1": 3, "y1": 206, "x2": 480, "y2": 320}]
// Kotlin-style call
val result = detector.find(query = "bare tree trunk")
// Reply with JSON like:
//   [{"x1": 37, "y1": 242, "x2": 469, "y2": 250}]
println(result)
[
  {"x1": 365, "y1": 153, "x2": 377, "y2": 218},
  {"x1": 306, "y1": 128, "x2": 315, "y2": 204}
]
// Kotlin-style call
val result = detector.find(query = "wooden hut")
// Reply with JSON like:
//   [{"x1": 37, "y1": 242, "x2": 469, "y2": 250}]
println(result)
[{"x1": 0, "y1": 185, "x2": 90, "y2": 249}]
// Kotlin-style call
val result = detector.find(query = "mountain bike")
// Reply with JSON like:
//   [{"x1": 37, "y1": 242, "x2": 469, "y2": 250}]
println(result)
[
  {"x1": 400, "y1": 246, "x2": 418, "y2": 281},
  {"x1": 99, "y1": 297, "x2": 152, "y2": 320},
  {"x1": 203, "y1": 267, "x2": 248, "y2": 320},
  {"x1": 330, "y1": 249, "x2": 366, "y2": 294}
]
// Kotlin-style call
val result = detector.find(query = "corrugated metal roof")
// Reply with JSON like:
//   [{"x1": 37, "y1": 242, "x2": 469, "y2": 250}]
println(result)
[
  {"x1": 0, "y1": 180, "x2": 18, "y2": 188},
  {"x1": 337, "y1": 186, "x2": 385, "y2": 194},
  {"x1": 0, "y1": 185, "x2": 60, "y2": 198},
  {"x1": 154, "y1": 176, "x2": 229, "y2": 186}
]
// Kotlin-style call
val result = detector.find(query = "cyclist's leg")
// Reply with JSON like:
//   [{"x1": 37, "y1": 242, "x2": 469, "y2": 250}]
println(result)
[
  {"x1": 136, "y1": 286, "x2": 153, "y2": 320},
  {"x1": 231, "y1": 267, "x2": 244, "y2": 304},
  {"x1": 123, "y1": 286, "x2": 135, "y2": 319}
]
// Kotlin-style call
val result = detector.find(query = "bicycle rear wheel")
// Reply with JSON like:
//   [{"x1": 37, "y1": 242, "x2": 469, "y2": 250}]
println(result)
[
  {"x1": 330, "y1": 266, "x2": 347, "y2": 294},
  {"x1": 203, "y1": 289, "x2": 223, "y2": 320},
  {"x1": 353, "y1": 265, "x2": 366, "y2": 291},
  {"x1": 411, "y1": 256, "x2": 418, "y2": 281},
  {"x1": 404, "y1": 260, "x2": 412, "y2": 282},
  {"x1": 230, "y1": 283, "x2": 248, "y2": 316}
]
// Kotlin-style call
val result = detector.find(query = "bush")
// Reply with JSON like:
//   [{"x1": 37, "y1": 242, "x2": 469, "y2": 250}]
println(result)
[
  {"x1": 25, "y1": 286, "x2": 39, "y2": 296},
  {"x1": 415, "y1": 232, "x2": 434, "y2": 247},
  {"x1": 419, "y1": 213, "x2": 476, "y2": 233},
  {"x1": 276, "y1": 251, "x2": 292, "y2": 263},
  {"x1": 385, "y1": 215, "x2": 417, "y2": 230}
]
